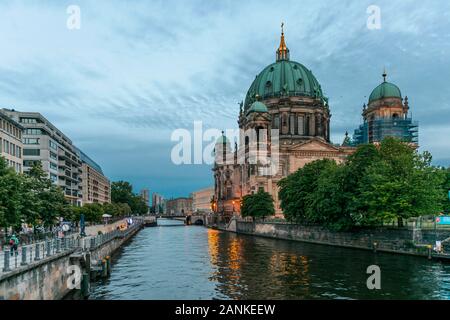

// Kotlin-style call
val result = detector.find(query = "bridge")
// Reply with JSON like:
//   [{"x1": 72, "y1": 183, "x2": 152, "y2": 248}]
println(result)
[{"x1": 156, "y1": 215, "x2": 205, "y2": 226}]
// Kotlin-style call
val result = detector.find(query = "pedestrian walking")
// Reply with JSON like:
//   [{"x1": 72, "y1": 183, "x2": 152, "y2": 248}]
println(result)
[{"x1": 9, "y1": 234, "x2": 19, "y2": 256}]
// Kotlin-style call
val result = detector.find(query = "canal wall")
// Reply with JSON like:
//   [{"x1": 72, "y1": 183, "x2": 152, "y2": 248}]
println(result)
[
  {"x1": 0, "y1": 221, "x2": 143, "y2": 300},
  {"x1": 0, "y1": 248, "x2": 79, "y2": 300},
  {"x1": 213, "y1": 219, "x2": 450, "y2": 258}
]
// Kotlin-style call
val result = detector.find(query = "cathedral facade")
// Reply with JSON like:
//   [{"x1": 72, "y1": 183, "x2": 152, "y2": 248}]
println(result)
[
  {"x1": 211, "y1": 26, "x2": 418, "y2": 218},
  {"x1": 212, "y1": 26, "x2": 354, "y2": 217}
]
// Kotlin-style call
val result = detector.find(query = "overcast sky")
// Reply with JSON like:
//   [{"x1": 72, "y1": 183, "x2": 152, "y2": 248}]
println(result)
[{"x1": 1, "y1": 0, "x2": 449, "y2": 198}]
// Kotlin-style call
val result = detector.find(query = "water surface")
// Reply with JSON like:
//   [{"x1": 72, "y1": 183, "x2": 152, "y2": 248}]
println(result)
[{"x1": 90, "y1": 219, "x2": 450, "y2": 300}]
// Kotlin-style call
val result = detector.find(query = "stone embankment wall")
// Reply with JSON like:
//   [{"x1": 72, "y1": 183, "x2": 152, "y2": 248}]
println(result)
[
  {"x1": 0, "y1": 222, "x2": 142, "y2": 300},
  {"x1": 0, "y1": 249, "x2": 78, "y2": 300},
  {"x1": 213, "y1": 219, "x2": 450, "y2": 258}
]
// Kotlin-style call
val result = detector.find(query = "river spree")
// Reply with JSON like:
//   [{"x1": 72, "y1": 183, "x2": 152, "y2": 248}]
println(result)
[{"x1": 89, "y1": 219, "x2": 450, "y2": 300}]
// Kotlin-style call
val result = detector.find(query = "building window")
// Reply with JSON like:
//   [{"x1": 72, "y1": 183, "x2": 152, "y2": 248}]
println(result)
[
  {"x1": 21, "y1": 118, "x2": 38, "y2": 124},
  {"x1": 298, "y1": 116, "x2": 304, "y2": 135},
  {"x1": 50, "y1": 151, "x2": 57, "y2": 160},
  {"x1": 305, "y1": 116, "x2": 310, "y2": 135},
  {"x1": 24, "y1": 160, "x2": 40, "y2": 167},
  {"x1": 50, "y1": 174, "x2": 58, "y2": 183},
  {"x1": 23, "y1": 148, "x2": 40, "y2": 156},
  {"x1": 273, "y1": 114, "x2": 280, "y2": 129},
  {"x1": 24, "y1": 138, "x2": 40, "y2": 145},
  {"x1": 49, "y1": 140, "x2": 58, "y2": 150},
  {"x1": 50, "y1": 162, "x2": 57, "y2": 170},
  {"x1": 290, "y1": 114, "x2": 295, "y2": 134},
  {"x1": 25, "y1": 128, "x2": 43, "y2": 135}
]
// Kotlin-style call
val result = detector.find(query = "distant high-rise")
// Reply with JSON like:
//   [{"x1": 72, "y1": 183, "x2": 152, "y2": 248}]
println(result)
[
  {"x1": 140, "y1": 189, "x2": 150, "y2": 210},
  {"x1": 152, "y1": 192, "x2": 164, "y2": 214}
]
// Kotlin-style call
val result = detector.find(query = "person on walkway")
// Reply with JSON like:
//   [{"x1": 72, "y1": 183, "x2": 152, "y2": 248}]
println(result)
[{"x1": 9, "y1": 234, "x2": 19, "y2": 256}]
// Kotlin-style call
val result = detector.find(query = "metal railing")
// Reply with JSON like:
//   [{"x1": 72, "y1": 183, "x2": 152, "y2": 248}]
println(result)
[
  {"x1": 0, "y1": 218, "x2": 143, "y2": 277},
  {"x1": 0, "y1": 235, "x2": 79, "y2": 275}
]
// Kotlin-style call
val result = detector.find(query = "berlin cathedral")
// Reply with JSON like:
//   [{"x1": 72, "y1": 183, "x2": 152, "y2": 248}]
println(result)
[{"x1": 212, "y1": 25, "x2": 418, "y2": 217}]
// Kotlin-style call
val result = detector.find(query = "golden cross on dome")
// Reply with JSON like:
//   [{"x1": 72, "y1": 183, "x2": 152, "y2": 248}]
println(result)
[{"x1": 276, "y1": 22, "x2": 289, "y2": 61}]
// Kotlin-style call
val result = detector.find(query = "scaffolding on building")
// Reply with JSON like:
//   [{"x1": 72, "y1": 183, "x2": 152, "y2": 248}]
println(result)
[{"x1": 352, "y1": 117, "x2": 418, "y2": 145}]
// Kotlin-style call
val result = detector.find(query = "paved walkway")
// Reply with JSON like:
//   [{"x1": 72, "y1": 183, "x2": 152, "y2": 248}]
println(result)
[
  {"x1": 0, "y1": 219, "x2": 144, "y2": 276},
  {"x1": 0, "y1": 234, "x2": 83, "y2": 275}
]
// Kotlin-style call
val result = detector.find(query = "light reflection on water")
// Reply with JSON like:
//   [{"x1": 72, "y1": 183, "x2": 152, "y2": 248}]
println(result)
[{"x1": 89, "y1": 219, "x2": 450, "y2": 300}]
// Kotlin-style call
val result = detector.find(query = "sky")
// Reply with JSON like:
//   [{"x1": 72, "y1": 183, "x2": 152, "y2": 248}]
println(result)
[{"x1": 0, "y1": 0, "x2": 449, "y2": 198}]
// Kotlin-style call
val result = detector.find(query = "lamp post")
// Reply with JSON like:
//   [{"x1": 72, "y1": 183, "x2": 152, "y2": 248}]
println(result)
[{"x1": 80, "y1": 214, "x2": 86, "y2": 237}]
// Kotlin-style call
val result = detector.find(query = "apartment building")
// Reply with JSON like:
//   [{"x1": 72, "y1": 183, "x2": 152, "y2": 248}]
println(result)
[
  {"x1": 0, "y1": 110, "x2": 23, "y2": 173},
  {"x1": 165, "y1": 197, "x2": 193, "y2": 216},
  {"x1": 76, "y1": 148, "x2": 111, "y2": 204},
  {"x1": 2, "y1": 109, "x2": 82, "y2": 205},
  {"x1": 192, "y1": 187, "x2": 214, "y2": 214}
]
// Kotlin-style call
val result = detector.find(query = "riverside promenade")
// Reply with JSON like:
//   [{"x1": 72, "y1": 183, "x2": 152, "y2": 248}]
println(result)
[{"x1": 0, "y1": 217, "x2": 149, "y2": 300}]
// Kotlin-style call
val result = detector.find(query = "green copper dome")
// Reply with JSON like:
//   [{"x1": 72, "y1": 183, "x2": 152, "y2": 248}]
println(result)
[
  {"x1": 247, "y1": 101, "x2": 268, "y2": 114},
  {"x1": 244, "y1": 60, "x2": 325, "y2": 110},
  {"x1": 216, "y1": 134, "x2": 230, "y2": 145},
  {"x1": 369, "y1": 81, "x2": 402, "y2": 104}
]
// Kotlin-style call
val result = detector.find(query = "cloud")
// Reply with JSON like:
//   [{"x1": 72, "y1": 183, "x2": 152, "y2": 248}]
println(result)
[{"x1": 0, "y1": 0, "x2": 449, "y2": 197}]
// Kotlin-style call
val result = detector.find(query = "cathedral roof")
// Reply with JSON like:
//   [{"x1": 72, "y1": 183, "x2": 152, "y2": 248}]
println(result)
[
  {"x1": 368, "y1": 71, "x2": 402, "y2": 104},
  {"x1": 216, "y1": 132, "x2": 231, "y2": 145},
  {"x1": 244, "y1": 24, "x2": 325, "y2": 111},
  {"x1": 247, "y1": 101, "x2": 268, "y2": 114}
]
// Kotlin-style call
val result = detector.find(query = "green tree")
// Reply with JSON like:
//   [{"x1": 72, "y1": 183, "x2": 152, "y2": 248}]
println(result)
[
  {"x1": 111, "y1": 181, "x2": 134, "y2": 204},
  {"x1": 357, "y1": 138, "x2": 444, "y2": 227},
  {"x1": 278, "y1": 159, "x2": 336, "y2": 223},
  {"x1": 307, "y1": 162, "x2": 355, "y2": 230},
  {"x1": 80, "y1": 203, "x2": 104, "y2": 223},
  {"x1": 341, "y1": 144, "x2": 383, "y2": 227},
  {"x1": 118, "y1": 203, "x2": 132, "y2": 216},
  {"x1": 111, "y1": 181, "x2": 148, "y2": 215},
  {"x1": 103, "y1": 203, "x2": 121, "y2": 217},
  {"x1": 278, "y1": 138, "x2": 445, "y2": 230},
  {"x1": 26, "y1": 162, "x2": 68, "y2": 227},
  {"x1": 130, "y1": 195, "x2": 149, "y2": 215},
  {"x1": 443, "y1": 168, "x2": 450, "y2": 214},
  {"x1": 241, "y1": 189, "x2": 275, "y2": 220},
  {"x1": 0, "y1": 157, "x2": 23, "y2": 231}
]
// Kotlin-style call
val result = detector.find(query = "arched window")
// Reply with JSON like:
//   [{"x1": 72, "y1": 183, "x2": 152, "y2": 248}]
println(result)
[
  {"x1": 226, "y1": 186, "x2": 232, "y2": 200},
  {"x1": 273, "y1": 114, "x2": 280, "y2": 129}
]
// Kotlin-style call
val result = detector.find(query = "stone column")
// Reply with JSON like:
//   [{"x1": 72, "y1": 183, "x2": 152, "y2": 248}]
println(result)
[{"x1": 309, "y1": 113, "x2": 315, "y2": 136}]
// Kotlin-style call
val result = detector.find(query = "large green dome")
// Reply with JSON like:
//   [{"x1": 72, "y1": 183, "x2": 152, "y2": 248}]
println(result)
[
  {"x1": 244, "y1": 60, "x2": 325, "y2": 110},
  {"x1": 369, "y1": 81, "x2": 402, "y2": 104}
]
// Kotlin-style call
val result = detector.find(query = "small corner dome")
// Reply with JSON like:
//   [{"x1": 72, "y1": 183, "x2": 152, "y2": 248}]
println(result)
[
  {"x1": 215, "y1": 134, "x2": 231, "y2": 145},
  {"x1": 247, "y1": 101, "x2": 268, "y2": 114},
  {"x1": 369, "y1": 81, "x2": 402, "y2": 104}
]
